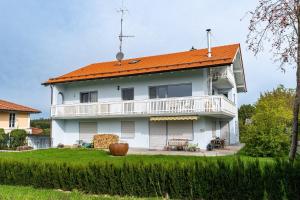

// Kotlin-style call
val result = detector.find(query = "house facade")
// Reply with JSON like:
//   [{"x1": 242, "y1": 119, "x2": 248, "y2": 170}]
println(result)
[
  {"x1": 0, "y1": 99, "x2": 40, "y2": 133},
  {"x1": 44, "y1": 44, "x2": 246, "y2": 149}
]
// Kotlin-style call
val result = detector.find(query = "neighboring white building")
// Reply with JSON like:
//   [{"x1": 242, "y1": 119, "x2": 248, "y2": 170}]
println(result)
[{"x1": 43, "y1": 43, "x2": 246, "y2": 149}]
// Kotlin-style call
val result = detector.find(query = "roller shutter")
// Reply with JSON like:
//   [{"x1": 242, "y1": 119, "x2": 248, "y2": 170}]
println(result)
[
  {"x1": 167, "y1": 121, "x2": 193, "y2": 140},
  {"x1": 149, "y1": 121, "x2": 167, "y2": 149}
]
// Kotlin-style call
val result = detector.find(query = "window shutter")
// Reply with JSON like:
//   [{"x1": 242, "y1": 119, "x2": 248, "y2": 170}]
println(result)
[
  {"x1": 121, "y1": 121, "x2": 135, "y2": 138},
  {"x1": 167, "y1": 121, "x2": 193, "y2": 140}
]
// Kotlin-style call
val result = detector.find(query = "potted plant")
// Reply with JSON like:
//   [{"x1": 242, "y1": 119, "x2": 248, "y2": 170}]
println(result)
[{"x1": 109, "y1": 142, "x2": 129, "y2": 156}]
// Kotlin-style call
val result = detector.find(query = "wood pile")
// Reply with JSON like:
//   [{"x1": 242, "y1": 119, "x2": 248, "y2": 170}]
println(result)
[{"x1": 93, "y1": 134, "x2": 119, "y2": 149}]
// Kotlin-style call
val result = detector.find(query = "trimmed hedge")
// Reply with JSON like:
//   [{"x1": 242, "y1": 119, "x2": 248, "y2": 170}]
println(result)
[{"x1": 0, "y1": 159, "x2": 298, "y2": 199}]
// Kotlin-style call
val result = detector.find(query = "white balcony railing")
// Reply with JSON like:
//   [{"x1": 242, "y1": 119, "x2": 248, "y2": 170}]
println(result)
[{"x1": 51, "y1": 96, "x2": 236, "y2": 119}]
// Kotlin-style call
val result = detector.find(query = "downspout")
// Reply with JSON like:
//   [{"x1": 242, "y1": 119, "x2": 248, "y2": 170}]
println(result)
[
  {"x1": 50, "y1": 85, "x2": 53, "y2": 105},
  {"x1": 208, "y1": 68, "x2": 212, "y2": 95},
  {"x1": 50, "y1": 85, "x2": 53, "y2": 147}
]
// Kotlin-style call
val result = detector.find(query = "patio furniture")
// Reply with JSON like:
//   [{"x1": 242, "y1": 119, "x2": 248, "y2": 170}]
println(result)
[
  {"x1": 167, "y1": 139, "x2": 189, "y2": 151},
  {"x1": 210, "y1": 137, "x2": 225, "y2": 149}
]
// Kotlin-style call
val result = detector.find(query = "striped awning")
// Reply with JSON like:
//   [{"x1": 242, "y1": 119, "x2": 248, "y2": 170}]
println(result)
[{"x1": 150, "y1": 116, "x2": 198, "y2": 121}]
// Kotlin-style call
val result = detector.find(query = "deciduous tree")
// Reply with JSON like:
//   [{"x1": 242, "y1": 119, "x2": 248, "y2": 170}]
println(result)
[{"x1": 247, "y1": 0, "x2": 300, "y2": 160}]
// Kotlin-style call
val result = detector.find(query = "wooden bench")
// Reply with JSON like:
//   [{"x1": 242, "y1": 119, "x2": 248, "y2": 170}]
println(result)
[{"x1": 166, "y1": 139, "x2": 189, "y2": 151}]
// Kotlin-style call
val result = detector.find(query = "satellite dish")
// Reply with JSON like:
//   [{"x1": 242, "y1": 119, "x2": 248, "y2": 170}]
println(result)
[{"x1": 116, "y1": 51, "x2": 124, "y2": 62}]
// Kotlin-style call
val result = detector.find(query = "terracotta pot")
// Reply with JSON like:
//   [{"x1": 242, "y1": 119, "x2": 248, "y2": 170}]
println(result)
[{"x1": 109, "y1": 143, "x2": 129, "y2": 156}]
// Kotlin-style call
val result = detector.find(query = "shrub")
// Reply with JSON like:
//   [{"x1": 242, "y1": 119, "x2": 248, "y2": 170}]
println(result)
[
  {"x1": 9, "y1": 129, "x2": 27, "y2": 149},
  {"x1": 241, "y1": 86, "x2": 292, "y2": 157},
  {"x1": 0, "y1": 129, "x2": 9, "y2": 149},
  {"x1": 242, "y1": 124, "x2": 290, "y2": 157},
  {"x1": 0, "y1": 158, "x2": 298, "y2": 199}
]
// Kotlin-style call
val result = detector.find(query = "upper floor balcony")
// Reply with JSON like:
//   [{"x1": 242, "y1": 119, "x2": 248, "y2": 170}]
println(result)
[
  {"x1": 51, "y1": 95, "x2": 236, "y2": 119},
  {"x1": 211, "y1": 67, "x2": 235, "y2": 89}
]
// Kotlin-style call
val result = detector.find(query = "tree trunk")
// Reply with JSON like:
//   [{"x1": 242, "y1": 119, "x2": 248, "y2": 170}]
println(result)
[{"x1": 289, "y1": 4, "x2": 300, "y2": 160}]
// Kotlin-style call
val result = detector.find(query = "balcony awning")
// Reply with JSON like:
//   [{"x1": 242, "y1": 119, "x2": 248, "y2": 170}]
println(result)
[{"x1": 150, "y1": 116, "x2": 198, "y2": 121}]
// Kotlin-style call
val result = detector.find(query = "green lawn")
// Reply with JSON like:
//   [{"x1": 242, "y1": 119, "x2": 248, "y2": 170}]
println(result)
[
  {"x1": 0, "y1": 185, "x2": 160, "y2": 200},
  {"x1": 0, "y1": 148, "x2": 274, "y2": 166}
]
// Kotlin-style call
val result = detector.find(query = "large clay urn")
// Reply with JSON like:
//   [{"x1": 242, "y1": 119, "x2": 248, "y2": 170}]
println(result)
[{"x1": 109, "y1": 143, "x2": 129, "y2": 156}]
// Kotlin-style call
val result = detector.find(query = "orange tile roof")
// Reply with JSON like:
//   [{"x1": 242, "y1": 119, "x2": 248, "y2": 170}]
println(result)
[
  {"x1": 0, "y1": 99, "x2": 40, "y2": 113},
  {"x1": 43, "y1": 44, "x2": 240, "y2": 85}
]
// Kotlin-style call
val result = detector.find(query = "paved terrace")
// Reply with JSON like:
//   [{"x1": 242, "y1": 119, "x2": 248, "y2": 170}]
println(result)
[{"x1": 128, "y1": 144, "x2": 244, "y2": 157}]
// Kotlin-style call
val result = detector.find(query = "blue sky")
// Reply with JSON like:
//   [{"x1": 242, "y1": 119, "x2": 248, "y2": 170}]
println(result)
[{"x1": 0, "y1": 0, "x2": 296, "y2": 119}]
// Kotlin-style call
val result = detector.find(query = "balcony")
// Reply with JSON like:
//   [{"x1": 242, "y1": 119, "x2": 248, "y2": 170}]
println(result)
[
  {"x1": 51, "y1": 96, "x2": 236, "y2": 119},
  {"x1": 211, "y1": 67, "x2": 235, "y2": 89}
]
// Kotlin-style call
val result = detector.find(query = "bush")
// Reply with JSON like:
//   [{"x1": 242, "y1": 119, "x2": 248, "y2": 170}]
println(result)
[
  {"x1": 9, "y1": 129, "x2": 27, "y2": 149},
  {"x1": 242, "y1": 124, "x2": 290, "y2": 157},
  {"x1": 0, "y1": 129, "x2": 9, "y2": 149},
  {"x1": 241, "y1": 86, "x2": 292, "y2": 157},
  {"x1": 0, "y1": 158, "x2": 298, "y2": 199}
]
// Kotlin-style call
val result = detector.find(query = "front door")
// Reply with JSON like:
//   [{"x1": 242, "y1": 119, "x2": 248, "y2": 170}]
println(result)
[{"x1": 149, "y1": 121, "x2": 167, "y2": 149}]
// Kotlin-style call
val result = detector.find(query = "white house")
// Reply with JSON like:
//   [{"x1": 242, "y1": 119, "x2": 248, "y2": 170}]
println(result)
[{"x1": 43, "y1": 43, "x2": 246, "y2": 150}]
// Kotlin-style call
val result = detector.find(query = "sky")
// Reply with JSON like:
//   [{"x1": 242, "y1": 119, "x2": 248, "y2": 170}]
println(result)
[{"x1": 0, "y1": 0, "x2": 296, "y2": 119}]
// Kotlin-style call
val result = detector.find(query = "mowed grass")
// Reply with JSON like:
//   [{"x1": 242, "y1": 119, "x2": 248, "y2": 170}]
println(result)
[
  {"x1": 0, "y1": 148, "x2": 274, "y2": 166},
  {"x1": 0, "y1": 185, "x2": 160, "y2": 200}
]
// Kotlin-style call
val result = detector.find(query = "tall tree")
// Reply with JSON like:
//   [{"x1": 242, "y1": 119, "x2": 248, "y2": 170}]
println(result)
[{"x1": 247, "y1": 0, "x2": 299, "y2": 160}]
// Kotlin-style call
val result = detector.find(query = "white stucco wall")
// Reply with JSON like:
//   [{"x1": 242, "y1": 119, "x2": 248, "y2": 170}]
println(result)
[
  {"x1": 51, "y1": 117, "x2": 224, "y2": 149},
  {"x1": 52, "y1": 69, "x2": 208, "y2": 105},
  {"x1": 51, "y1": 119, "x2": 65, "y2": 147},
  {"x1": 50, "y1": 66, "x2": 241, "y2": 148}
]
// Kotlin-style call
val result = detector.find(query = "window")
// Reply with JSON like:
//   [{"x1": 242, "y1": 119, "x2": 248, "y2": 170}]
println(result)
[
  {"x1": 80, "y1": 91, "x2": 98, "y2": 103},
  {"x1": 57, "y1": 92, "x2": 64, "y2": 104},
  {"x1": 121, "y1": 121, "x2": 135, "y2": 138},
  {"x1": 122, "y1": 88, "x2": 134, "y2": 100},
  {"x1": 9, "y1": 113, "x2": 16, "y2": 128},
  {"x1": 149, "y1": 83, "x2": 192, "y2": 99},
  {"x1": 168, "y1": 84, "x2": 192, "y2": 97}
]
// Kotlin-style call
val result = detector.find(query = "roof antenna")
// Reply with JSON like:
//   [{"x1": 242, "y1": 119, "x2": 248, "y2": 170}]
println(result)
[{"x1": 116, "y1": 0, "x2": 134, "y2": 65}]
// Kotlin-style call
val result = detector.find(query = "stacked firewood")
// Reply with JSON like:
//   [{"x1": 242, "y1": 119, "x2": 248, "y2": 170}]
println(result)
[{"x1": 93, "y1": 134, "x2": 119, "y2": 149}]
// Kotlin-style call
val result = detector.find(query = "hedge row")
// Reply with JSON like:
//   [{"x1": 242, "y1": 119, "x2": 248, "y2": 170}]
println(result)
[{"x1": 0, "y1": 159, "x2": 299, "y2": 199}]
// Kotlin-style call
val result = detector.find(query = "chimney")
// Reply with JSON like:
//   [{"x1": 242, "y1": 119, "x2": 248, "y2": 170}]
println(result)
[{"x1": 206, "y1": 29, "x2": 212, "y2": 57}]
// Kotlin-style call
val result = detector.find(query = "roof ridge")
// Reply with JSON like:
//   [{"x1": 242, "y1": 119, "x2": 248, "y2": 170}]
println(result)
[{"x1": 83, "y1": 43, "x2": 240, "y2": 66}]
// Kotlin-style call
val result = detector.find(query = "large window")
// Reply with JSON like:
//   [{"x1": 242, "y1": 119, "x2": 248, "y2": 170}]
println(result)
[
  {"x1": 9, "y1": 113, "x2": 16, "y2": 128},
  {"x1": 122, "y1": 88, "x2": 134, "y2": 100},
  {"x1": 80, "y1": 91, "x2": 98, "y2": 103},
  {"x1": 149, "y1": 83, "x2": 192, "y2": 99}
]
